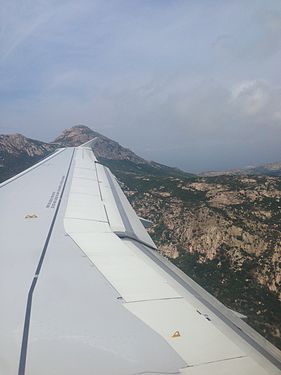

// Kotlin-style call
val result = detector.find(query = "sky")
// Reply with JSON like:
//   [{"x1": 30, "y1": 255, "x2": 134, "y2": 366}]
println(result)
[{"x1": 0, "y1": 0, "x2": 281, "y2": 172}]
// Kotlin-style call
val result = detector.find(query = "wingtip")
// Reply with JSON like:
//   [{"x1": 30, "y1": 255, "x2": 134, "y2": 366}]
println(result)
[{"x1": 79, "y1": 137, "x2": 98, "y2": 148}]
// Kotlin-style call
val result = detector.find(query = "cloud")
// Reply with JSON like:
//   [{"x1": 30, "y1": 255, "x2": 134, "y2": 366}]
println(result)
[
  {"x1": 0, "y1": 0, "x2": 280, "y2": 172},
  {"x1": 230, "y1": 80, "x2": 269, "y2": 115}
]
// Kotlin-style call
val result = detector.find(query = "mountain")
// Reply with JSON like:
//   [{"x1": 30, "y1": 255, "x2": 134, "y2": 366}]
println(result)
[
  {"x1": 53, "y1": 125, "x2": 147, "y2": 163},
  {"x1": 0, "y1": 125, "x2": 280, "y2": 349},
  {"x1": 54, "y1": 125, "x2": 193, "y2": 178},
  {"x1": 200, "y1": 161, "x2": 281, "y2": 177},
  {"x1": 0, "y1": 134, "x2": 55, "y2": 182},
  {"x1": 0, "y1": 125, "x2": 192, "y2": 183},
  {"x1": 247, "y1": 162, "x2": 281, "y2": 176}
]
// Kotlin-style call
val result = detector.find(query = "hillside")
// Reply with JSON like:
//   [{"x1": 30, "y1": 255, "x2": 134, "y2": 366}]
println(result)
[
  {"x1": 0, "y1": 125, "x2": 280, "y2": 349},
  {"x1": 248, "y1": 162, "x2": 281, "y2": 177},
  {"x1": 0, "y1": 134, "x2": 55, "y2": 182}
]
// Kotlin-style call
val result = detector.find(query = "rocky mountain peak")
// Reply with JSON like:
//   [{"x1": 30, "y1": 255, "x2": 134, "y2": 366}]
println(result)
[
  {"x1": 54, "y1": 125, "x2": 147, "y2": 164},
  {"x1": 53, "y1": 125, "x2": 99, "y2": 146}
]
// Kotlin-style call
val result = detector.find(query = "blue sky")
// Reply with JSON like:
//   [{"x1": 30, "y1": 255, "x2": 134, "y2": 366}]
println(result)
[{"x1": 0, "y1": 0, "x2": 281, "y2": 172}]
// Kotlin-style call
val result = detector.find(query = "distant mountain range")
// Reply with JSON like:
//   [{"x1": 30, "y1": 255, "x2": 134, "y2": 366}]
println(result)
[
  {"x1": 200, "y1": 162, "x2": 281, "y2": 177},
  {"x1": 0, "y1": 125, "x2": 192, "y2": 182},
  {"x1": 1, "y1": 125, "x2": 280, "y2": 181}
]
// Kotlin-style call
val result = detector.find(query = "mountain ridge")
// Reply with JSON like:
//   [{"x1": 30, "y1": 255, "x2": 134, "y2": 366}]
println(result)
[
  {"x1": 0, "y1": 125, "x2": 193, "y2": 182},
  {"x1": 1, "y1": 125, "x2": 280, "y2": 178}
]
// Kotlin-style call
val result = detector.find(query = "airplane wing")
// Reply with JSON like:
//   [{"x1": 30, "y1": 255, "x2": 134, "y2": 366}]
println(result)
[{"x1": 0, "y1": 141, "x2": 280, "y2": 375}]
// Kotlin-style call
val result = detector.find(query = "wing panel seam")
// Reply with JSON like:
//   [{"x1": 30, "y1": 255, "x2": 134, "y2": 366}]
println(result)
[{"x1": 17, "y1": 149, "x2": 75, "y2": 375}]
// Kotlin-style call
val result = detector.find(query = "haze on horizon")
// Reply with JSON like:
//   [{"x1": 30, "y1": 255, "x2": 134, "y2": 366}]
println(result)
[{"x1": 0, "y1": 0, "x2": 280, "y2": 173}]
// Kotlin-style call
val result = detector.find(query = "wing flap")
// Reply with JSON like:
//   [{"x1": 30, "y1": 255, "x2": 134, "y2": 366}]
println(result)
[{"x1": 68, "y1": 232, "x2": 180, "y2": 302}]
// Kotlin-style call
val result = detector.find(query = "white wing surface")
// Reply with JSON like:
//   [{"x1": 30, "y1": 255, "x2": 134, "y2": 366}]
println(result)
[{"x1": 0, "y1": 143, "x2": 280, "y2": 375}]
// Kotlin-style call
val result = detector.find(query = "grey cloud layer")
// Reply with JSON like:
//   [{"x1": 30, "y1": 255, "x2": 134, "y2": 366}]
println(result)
[{"x1": 0, "y1": 0, "x2": 280, "y2": 171}]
